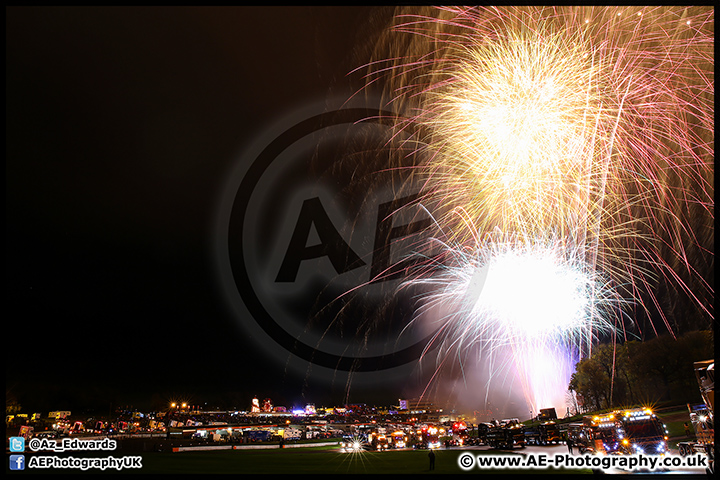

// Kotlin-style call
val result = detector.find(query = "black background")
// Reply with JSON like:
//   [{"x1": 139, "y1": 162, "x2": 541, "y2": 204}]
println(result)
[{"x1": 6, "y1": 6, "x2": 400, "y2": 414}]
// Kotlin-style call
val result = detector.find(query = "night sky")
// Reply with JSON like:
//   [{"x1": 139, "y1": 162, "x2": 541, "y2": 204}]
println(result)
[
  {"x1": 6, "y1": 6, "x2": 714, "y2": 418},
  {"x1": 6, "y1": 6, "x2": 406, "y2": 414}
]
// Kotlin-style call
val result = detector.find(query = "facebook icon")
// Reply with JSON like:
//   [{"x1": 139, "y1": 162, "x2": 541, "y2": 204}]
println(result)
[{"x1": 9, "y1": 455, "x2": 25, "y2": 471}]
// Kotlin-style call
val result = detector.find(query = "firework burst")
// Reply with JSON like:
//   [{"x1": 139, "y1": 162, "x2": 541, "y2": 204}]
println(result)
[
  {"x1": 360, "y1": 6, "x2": 714, "y2": 414},
  {"x1": 403, "y1": 231, "x2": 621, "y2": 413}
]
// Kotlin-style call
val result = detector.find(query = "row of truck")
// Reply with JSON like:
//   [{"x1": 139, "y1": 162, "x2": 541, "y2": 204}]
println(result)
[{"x1": 474, "y1": 359, "x2": 713, "y2": 473}]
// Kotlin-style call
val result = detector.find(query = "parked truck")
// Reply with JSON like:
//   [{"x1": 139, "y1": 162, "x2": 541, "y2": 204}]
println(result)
[
  {"x1": 525, "y1": 421, "x2": 562, "y2": 445},
  {"x1": 486, "y1": 418, "x2": 525, "y2": 450},
  {"x1": 538, "y1": 408, "x2": 557, "y2": 422},
  {"x1": 677, "y1": 359, "x2": 714, "y2": 473},
  {"x1": 580, "y1": 413, "x2": 624, "y2": 455},
  {"x1": 565, "y1": 422, "x2": 593, "y2": 453},
  {"x1": 474, "y1": 422, "x2": 494, "y2": 445},
  {"x1": 578, "y1": 409, "x2": 668, "y2": 456},
  {"x1": 614, "y1": 408, "x2": 669, "y2": 455}
]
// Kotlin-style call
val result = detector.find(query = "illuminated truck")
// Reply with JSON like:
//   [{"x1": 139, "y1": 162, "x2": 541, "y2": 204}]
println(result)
[
  {"x1": 582, "y1": 413, "x2": 624, "y2": 455},
  {"x1": 369, "y1": 432, "x2": 392, "y2": 450},
  {"x1": 390, "y1": 430, "x2": 409, "y2": 448},
  {"x1": 448, "y1": 421, "x2": 469, "y2": 446},
  {"x1": 677, "y1": 359, "x2": 714, "y2": 474},
  {"x1": 614, "y1": 408, "x2": 669, "y2": 455},
  {"x1": 538, "y1": 421, "x2": 562, "y2": 444},
  {"x1": 413, "y1": 424, "x2": 443, "y2": 449},
  {"x1": 577, "y1": 410, "x2": 667, "y2": 456}
]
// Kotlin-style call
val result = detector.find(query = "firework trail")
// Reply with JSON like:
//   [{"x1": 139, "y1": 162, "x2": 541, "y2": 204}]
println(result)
[{"x1": 360, "y1": 6, "x2": 714, "y2": 414}]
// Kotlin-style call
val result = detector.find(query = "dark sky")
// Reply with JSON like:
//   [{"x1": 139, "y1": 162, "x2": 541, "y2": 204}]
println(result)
[{"x1": 6, "y1": 6, "x2": 409, "y2": 414}]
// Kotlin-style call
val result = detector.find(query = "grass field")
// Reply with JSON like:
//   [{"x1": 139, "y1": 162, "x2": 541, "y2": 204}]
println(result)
[{"x1": 127, "y1": 447, "x2": 592, "y2": 475}]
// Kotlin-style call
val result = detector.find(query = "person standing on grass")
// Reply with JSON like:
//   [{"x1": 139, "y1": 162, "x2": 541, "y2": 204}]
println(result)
[{"x1": 428, "y1": 449, "x2": 436, "y2": 470}]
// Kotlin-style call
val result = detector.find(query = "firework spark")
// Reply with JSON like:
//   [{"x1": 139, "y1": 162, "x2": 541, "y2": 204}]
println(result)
[
  {"x1": 361, "y1": 6, "x2": 714, "y2": 414},
  {"x1": 403, "y1": 233, "x2": 620, "y2": 413}
]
